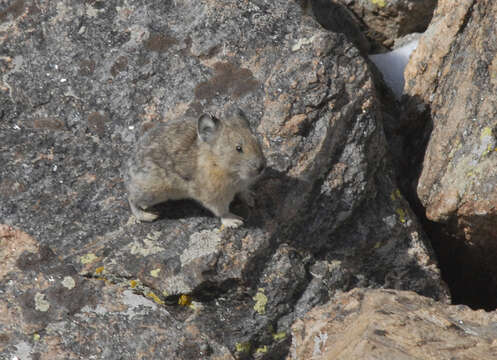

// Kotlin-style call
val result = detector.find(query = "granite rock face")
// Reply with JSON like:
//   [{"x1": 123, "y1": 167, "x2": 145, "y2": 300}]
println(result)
[
  {"x1": 0, "y1": 225, "x2": 234, "y2": 359},
  {"x1": 1, "y1": 0, "x2": 447, "y2": 358},
  {"x1": 403, "y1": 0, "x2": 497, "y2": 309},
  {"x1": 334, "y1": 0, "x2": 437, "y2": 49},
  {"x1": 289, "y1": 288, "x2": 497, "y2": 360}
]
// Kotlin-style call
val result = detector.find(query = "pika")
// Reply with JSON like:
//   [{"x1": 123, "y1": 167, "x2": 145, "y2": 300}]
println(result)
[{"x1": 125, "y1": 108, "x2": 266, "y2": 228}]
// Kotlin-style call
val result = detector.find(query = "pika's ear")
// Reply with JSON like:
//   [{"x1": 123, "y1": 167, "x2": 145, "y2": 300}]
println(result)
[
  {"x1": 197, "y1": 113, "x2": 221, "y2": 143},
  {"x1": 232, "y1": 108, "x2": 250, "y2": 127}
]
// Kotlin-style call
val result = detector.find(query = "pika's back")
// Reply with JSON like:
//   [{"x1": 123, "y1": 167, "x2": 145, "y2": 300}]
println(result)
[{"x1": 129, "y1": 117, "x2": 199, "y2": 182}]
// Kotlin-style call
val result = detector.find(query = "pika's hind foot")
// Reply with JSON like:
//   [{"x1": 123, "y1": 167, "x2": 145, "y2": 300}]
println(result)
[
  {"x1": 221, "y1": 213, "x2": 244, "y2": 228},
  {"x1": 129, "y1": 201, "x2": 160, "y2": 222}
]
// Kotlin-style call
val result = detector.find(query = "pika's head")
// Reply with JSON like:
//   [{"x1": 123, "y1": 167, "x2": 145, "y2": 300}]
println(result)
[{"x1": 197, "y1": 109, "x2": 266, "y2": 182}]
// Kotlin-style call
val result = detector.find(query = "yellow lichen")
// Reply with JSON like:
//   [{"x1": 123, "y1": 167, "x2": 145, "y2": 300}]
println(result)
[
  {"x1": 178, "y1": 294, "x2": 192, "y2": 307},
  {"x1": 272, "y1": 332, "x2": 286, "y2": 341},
  {"x1": 33, "y1": 333, "x2": 40, "y2": 342},
  {"x1": 80, "y1": 253, "x2": 98, "y2": 264},
  {"x1": 256, "y1": 345, "x2": 268, "y2": 354},
  {"x1": 390, "y1": 188, "x2": 401, "y2": 201},
  {"x1": 395, "y1": 208, "x2": 407, "y2": 223},
  {"x1": 480, "y1": 127, "x2": 495, "y2": 156},
  {"x1": 372, "y1": 0, "x2": 386, "y2": 7},
  {"x1": 374, "y1": 241, "x2": 382, "y2": 249},
  {"x1": 253, "y1": 288, "x2": 267, "y2": 315},
  {"x1": 150, "y1": 268, "x2": 161, "y2": 277},
  {"x1": 129, "y1": 279, "x2": 138, "y2": 288},
  {"x1": 147, "y1": 291, "x2": 164, "y2": 305},
  {"x1": 235, "y1": 342, "x2": 251, "y2": 353},
  {"x1": 95, "y1": 266, "x2": 105, "y2": 275},
  {"x1": 480, "y1": 126, "x2": 493, "y2": 139}
]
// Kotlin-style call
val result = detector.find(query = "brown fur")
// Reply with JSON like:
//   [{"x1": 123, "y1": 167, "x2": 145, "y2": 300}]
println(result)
[{"x1": 126, "y1": 109, "x2": 266, "y2": 227}]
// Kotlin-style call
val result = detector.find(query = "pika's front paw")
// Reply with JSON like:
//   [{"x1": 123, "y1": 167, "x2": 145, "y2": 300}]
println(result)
[
  {"x1": 221, "y1": 214, "x2": 244, "y2": 228},
  {"x1": 129, "y1": 201, "x2": 160, "y2": 222}
]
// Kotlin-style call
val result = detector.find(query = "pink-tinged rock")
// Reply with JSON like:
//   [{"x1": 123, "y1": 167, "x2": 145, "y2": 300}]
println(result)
[{"x1": 289, "y1": 288, "x2": 497, "y2": 360}]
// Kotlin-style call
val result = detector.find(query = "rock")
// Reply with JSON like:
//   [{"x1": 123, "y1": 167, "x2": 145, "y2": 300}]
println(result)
[
  {"x1": 308, "y1": 0, "x2": 371, "y2": 54},
  {"x1": 334, "y1": 0, "x2": 437, "y2": 49},
  {"x1": 1, "y1": 0, "x2": 447, "y2": 358},
  {"x1": 288, "y1": 288, "x2": 497, "y2": 359},
  {"x1": 0, "y1": 226, "x2": 233, "y2": 359},
  {"x1": 403, "y1": 0, "x2": 497, "y2": 309}
]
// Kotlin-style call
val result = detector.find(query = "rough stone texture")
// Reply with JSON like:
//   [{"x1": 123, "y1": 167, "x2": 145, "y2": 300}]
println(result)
[
  {"x1": 1, "y1": 0, "x2": 447, "y2": 358},
  {"x1": 335, "y1": 0, "x2": 437, "y2": 49},
  {"x1": 308, "y1": 0, "x2": 371, "y2": 55},
  {"x1": 403, "y1": 0, "x2": 497, "y2": 309},
  {"x1": 288, "y1": 288, "x2": 497, "y2": 359},
  {"x1": 0, "y1": 226, "x2": 233, "y2": 359}
]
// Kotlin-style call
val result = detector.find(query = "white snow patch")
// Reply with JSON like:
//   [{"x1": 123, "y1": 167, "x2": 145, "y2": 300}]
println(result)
[{"x1": 369, "y1": 40, "x2": 419, "y2": 100}]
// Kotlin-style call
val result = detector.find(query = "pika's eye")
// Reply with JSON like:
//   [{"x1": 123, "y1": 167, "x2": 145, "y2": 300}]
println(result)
[{"x1": 236, "y1": 145, "x2": 243, "y2": 153}]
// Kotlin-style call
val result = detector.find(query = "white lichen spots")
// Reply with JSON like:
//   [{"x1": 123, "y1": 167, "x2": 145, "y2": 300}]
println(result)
[
  {"x1": 382, "y1": 214, "x2": 397, "y2": 229},
  {"x1": 80, "y1": 304, "x2": 108, "y2": 315},
  {"x1": 13, "y1": 341, "x2": 32, "y2": 360},
  {"x1": 80, "y1": 253, "x2": 98, "y2": 264},
  {"x1": 180, "y1": 229, "x2": 221, "y2": 265},
  {"x1": 129, "y1": 231, "x2": 164, "y2": 257},
  {"x1": 62, "y1": 276, "x2": 76, "y2": 289},
  {"x1": 34, "y1": 292, "x2": 50, "y2": 312},
  {"x1": 291, "y1": 35, "x2": 316, "y2": 51},
  {"x1": 253, "y1": 288, "x2": 268, "y2": 315},
  {"x1": 122, "y1": 290, "x2": 158, "y2": 318},
  {"x1": 313, "y1": 331, "x2": 328, "y2": 357},
  {"x1": 86, "y1": 3, "x2": 105, "y2": 17},
  {"x1": 150, "y1": 268, "x2": 161, "y2": 277}
]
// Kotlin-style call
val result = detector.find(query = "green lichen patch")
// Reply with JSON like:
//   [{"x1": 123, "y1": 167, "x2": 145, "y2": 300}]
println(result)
[{"x1": 253, "y1": 288, "x2": 268, "y2": 315}]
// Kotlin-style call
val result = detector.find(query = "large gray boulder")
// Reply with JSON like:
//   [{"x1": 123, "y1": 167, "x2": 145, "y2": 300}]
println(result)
[{"x1": 1, "y1": 0, "x2": 447, "y2": 358}]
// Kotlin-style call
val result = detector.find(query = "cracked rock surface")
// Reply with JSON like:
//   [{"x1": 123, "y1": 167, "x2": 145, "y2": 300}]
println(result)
[
  {"x1": 403, "y1": 0, "x2": 497, "y2": 310},
  {"x1": 1, "y1": 0, "x2": 448, "y2": 358},
  {"x1": 288, "y1": 288, "x2": 497, "y2": 360}
]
